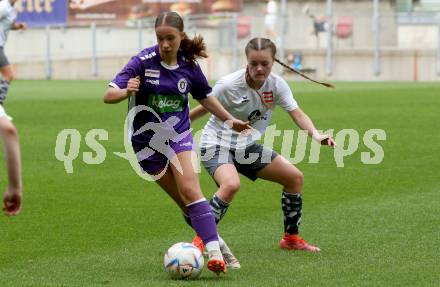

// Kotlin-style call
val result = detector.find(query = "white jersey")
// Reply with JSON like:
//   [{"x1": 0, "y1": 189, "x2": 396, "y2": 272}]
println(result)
[
  {"x1": 0, "y1": 0, "x2": 16, "y2": 47},
  {"x1": 200, "y1": 69, "x2": 298, "y2": 150}
]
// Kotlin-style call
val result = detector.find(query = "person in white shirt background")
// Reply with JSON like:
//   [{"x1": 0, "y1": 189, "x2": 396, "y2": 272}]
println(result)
[
  {"x1": 190, "y1": 37, "x2": 336, "y2": 256},
  {"x1": 0, "y1": 0, "x2": 26, "y2": 216},
  {"x1": 264, "y1": 0, "x2": 278, "y2": 40}
]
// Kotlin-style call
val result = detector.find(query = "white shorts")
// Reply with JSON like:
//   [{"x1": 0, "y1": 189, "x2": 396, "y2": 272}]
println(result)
[{"x1": 0, "y1": 104, "x2": 12, "y2": 120}]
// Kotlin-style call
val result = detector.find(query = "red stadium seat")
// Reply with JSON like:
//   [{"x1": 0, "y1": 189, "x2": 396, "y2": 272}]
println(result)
[
  {"x1": 237, "y1": 16, "x2": 251, "y2": 39},
  {"x1": 336, "y1": 16, "x2": 353, "y2": 39}
]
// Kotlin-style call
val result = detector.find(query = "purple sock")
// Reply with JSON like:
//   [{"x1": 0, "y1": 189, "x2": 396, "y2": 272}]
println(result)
[{"x1": 187, "y1": 200, "x2": 218, "y2": 244}]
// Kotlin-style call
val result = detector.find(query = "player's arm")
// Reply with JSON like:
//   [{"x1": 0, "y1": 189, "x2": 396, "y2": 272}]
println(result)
[
  {"x1": 197, "y1": 96, "x2": 251, "y2": 132},
  {"x1": 3, "y1": 189, "x2": 22, "y2": 216},
  {"x1": 288, "y1": 108, "x2": 336, "y2": 148},
  {"x1": 0, "y1": 3, "x2": 8, "y2": 20},
  {"x1": 104, "y1": 76, "x2": 140, "y2": 104},
  {"x1": 189, "y1": 105, "x2": 208, "y2": 122},
  {"x1": 11, "y1": 22, "x2": 27, "y2": 30}
]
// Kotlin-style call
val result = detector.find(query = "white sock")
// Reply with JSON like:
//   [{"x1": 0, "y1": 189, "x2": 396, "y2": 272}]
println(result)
[
  {"x1": 218, "y1": 235, "x2": 225, "y2": 248},
  {"x1": 205, "y1": 240, "x2": 220, "y2": 252}
]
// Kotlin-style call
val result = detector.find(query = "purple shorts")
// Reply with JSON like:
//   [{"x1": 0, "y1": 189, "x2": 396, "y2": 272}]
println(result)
[{"x1": 132, "y1": 133, "x2": 194, "y2": 174}]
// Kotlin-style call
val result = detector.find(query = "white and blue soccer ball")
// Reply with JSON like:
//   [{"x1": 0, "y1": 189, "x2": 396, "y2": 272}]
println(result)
[{"x1": 164, "y1": 242, "x2": 204, "y2": 279}]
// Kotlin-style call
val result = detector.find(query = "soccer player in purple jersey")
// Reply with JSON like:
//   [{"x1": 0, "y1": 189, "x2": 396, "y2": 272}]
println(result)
[{"x1": 103, "y1": 11, "x2": 250, "y2": 275}]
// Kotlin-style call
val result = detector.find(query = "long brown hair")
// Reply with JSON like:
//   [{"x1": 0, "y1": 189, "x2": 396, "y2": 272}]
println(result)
[
  {"x1": 155, "y1": 12, "x2": 208, "y2": 66},
  {"x1": 245, "y1": 37, "x2": 334, "y2": 88}
]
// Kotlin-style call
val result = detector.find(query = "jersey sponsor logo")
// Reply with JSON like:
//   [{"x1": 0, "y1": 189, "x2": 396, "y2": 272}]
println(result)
[
  {"x1": 146, "y1": 79, "x2": 159, "y2": 85},
  {"x1": 148, "y1": 94, "x2": 185, "y2": 113},
  {"x1": 177, "y1": 78, "x2": 188, "y2": 93},
  {"x1": 140, "y1": 51, "x2": 157, "y2": 61},
  {"x1": 248, "y1": 110, "x2": 262, "y2": 124},
  {"x1": 145, "y1": 69, "x2": 160, "y2": 78}
]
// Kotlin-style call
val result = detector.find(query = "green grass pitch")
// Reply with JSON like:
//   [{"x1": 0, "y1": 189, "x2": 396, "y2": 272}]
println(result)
[{"x1": 1, "y1": 80, "x2": 439, "y2": 286}]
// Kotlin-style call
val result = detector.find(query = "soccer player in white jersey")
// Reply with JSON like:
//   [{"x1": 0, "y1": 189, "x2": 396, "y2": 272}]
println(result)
[
  {"x1": 1, "y1": 0, "x2": 26, "y2": 216},
  {"x1": 190, "y1": 38, "x2": 336, "y2": 256}
]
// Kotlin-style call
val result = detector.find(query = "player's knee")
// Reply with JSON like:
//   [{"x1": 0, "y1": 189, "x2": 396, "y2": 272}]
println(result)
[
  {"x1": 221, "y1": 180, "x2": 240, "y2": 195},
  {"x1": 295, "y1": 171, "x2": 304, "y2": 186},
  {"x1": 2, "y1": 72, "x2": 15, "y2": 83},
  {"x1": 284, "y1": 171, "x2": 304, "y2": 193},
  {"x1": 0, "y1": 122, "x2": 17, "y2": 138},
  {"x1": 1, "y1": 65, "x2": 15, "y2": 82},
  {"x1": 5, "y1": 74, "x2": 14, "y2": 82},
  {"x1": 179, "y1": 185, "x2": 201, "y2": 203}
]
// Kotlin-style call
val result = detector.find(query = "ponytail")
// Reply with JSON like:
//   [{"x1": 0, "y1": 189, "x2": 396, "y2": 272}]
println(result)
[
  {"x1": 275, "y1": 58, "x2": 334, "y2": 88},
  {"x1": 179, "y1": 34, "x2": 208, "y2": 66}
]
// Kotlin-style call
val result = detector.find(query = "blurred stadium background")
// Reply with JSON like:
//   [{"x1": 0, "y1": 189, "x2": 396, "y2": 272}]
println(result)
[
  {"x1": 2, "y1": 1, "x2": 440, "y2": 285},
  {"x1": 7, "y1": 0, "x2": 440, "y2": 81}
]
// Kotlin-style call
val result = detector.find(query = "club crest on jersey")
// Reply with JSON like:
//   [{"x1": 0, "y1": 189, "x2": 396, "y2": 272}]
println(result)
[
  {"x1": 259, "y1": 91, "x2": 274, "y2": 108},
  {"x1": 177, "y1": 78, "x2": 188, "y2": 93},
  {"x1": 262, "y1": 91, "x2": 273, "y2": 104}
]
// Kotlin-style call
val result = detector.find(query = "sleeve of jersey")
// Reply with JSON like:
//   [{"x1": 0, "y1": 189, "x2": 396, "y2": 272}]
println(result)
[
  {"x1": 109, "y1": 56, "x2": 143, "y2": 89},
  {"x1": 210, "y1": 79, "x2": 229, "y2": 105},
  {"x1": 275, "y1": 78, "x2": 298, "y2": 112},
  {"x1": 0, "y1": 3, "x2": 8, "y2": 19},
  {"x1": 189, "y1": 64, "x2": 212, "y2": 100}
]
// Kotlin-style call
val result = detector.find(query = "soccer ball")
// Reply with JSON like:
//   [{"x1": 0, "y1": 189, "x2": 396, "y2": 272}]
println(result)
[{"x1": 164, "y1": 242, "x2": 204, "y2": 279}]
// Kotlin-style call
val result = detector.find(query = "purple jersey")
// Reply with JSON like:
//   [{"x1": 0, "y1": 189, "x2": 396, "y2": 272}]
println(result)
[{"x1": 110, "y1": 45, "x2": 212, "y2": 147}]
